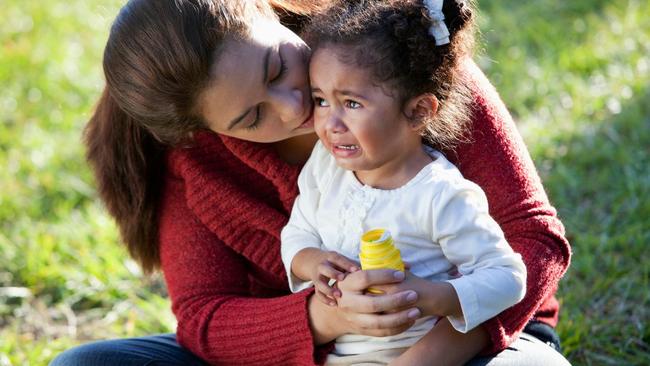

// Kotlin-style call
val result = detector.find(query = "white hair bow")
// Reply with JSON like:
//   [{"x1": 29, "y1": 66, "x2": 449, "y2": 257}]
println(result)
[{"x1": 423, "y1": 0, "x2": 450, "y2": 45}]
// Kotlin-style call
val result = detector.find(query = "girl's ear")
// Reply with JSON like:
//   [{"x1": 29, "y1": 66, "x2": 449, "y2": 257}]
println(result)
[{"x1": 404, "y1": 94, "x2": 439, "y2": 130}]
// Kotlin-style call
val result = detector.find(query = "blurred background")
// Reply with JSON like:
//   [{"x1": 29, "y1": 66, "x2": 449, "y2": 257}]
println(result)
[{"x1": 1, "y1": 0, "x2": 648, "y2": 365}]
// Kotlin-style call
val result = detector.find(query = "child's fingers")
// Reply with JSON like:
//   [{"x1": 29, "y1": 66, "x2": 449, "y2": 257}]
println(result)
[
  {"x1": 331, "y1": 282, "x2": 342, "y2": 298},
  {"x1": 315, "y1": 279, "x2": 338, "y2": 306},
  {"x1": 315, "y1": 290, "x2": 337, "y2": 306},
  {"x1": 315, "y1": 275, "x2": 337, "y2": 298},
  {"x1": 325, "y1": 251, "x2": 360, "y2": 273},
  {"x1": 318, "y1": 261, "x2": 347, "y2": 281},
  {"x1": 315, "y1": 291, "x2": 337, "y2": 306}
]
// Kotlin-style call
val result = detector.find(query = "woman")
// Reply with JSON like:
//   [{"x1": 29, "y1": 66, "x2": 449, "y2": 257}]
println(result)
[{"x1": 51, "y1": 0, "x2": 571, "y2": 365}]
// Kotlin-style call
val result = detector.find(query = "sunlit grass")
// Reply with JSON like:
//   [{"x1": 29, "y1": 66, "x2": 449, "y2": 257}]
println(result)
[
  {"x1": 480, "y1": 0, "x2": 650, "y2": 364},
  {"x1": 1, "y1": 0, "x2": 648, "y2": 365}
]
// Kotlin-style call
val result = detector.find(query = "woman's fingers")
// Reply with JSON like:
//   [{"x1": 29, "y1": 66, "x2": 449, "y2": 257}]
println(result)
[
  {"x1": 350, "y1": 309, "x2": 419, "y2": 337},
  {"x1": 338, "y1": 269, "x2": 405, "y2": 292},
  {"x1": 339, "y1": 290, "x2": 418, "y2": 314}
]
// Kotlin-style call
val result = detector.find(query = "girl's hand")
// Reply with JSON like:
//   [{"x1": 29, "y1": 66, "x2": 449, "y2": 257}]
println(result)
[{"x1": 310, "y1": 251, "x2": 359, "y2": 306}]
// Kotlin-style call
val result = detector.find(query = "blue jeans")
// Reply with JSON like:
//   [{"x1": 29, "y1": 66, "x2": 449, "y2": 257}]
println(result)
[
  {"x1": 50, "y1": 326, "x2": 570, "y2": 365},
  {"x1": 49, "y1": 334, "x2": 207, "y2": 366}
]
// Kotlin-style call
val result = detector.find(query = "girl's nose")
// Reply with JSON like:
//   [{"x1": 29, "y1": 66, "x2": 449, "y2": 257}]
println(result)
[
  {"x1": 324, "y1": 110, "x2": 347, "y2": 134},
  {"x1": 270, "y1": 88, "x2": 304, "y2": 123}
]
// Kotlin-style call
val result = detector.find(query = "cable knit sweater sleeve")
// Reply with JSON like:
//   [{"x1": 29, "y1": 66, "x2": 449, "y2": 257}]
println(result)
[
  {"x1": 158, "y1": 139, "x2": 330, "y2": 365},
  {"x1": 447, "y1": 59, "x2": 572, "y2": 354}
]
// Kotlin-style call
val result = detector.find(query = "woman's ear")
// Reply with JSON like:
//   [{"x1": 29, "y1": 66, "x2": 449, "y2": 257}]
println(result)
[{"x1": 404, "y1": 94, "x2": 439, "y2": 130}]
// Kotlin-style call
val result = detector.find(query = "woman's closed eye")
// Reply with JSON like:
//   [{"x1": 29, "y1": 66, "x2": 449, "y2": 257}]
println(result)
[
  {"x1": 246, "y1": 53, "x2": 285, "y2": 131},
  {"x1": 246, "y1": 105, "x2": 262, "y2": 131},
  {"x1": 270, "y1": 51, "x2": 287, "y2": 83},
  {"x1": 245, "y1": 49, "x2": 290, "y2": 131}
]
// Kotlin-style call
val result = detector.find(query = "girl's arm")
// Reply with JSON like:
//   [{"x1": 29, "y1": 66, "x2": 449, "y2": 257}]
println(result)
[
  {"x1": 280, "y1": 140, "x2": 327, "y2": 292},
  {"x1": 376, "y1": 275, "x2": 489, "y2": 366},
  {"x1": 447, "y1": 59, "x2": 571, "y2": 353}
]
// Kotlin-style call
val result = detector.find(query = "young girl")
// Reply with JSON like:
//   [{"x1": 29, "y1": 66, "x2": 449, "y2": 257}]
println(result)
[{"x1": 281, "y1": 0, "x2": 527, "y2": 364}]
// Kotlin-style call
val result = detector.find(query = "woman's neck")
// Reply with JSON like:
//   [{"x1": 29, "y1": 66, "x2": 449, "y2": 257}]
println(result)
[{"x1": 271, "y1": 133, "x2": 319, "y2": 165}]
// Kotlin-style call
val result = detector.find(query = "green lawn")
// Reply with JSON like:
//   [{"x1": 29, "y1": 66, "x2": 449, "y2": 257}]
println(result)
[{"x1": 1, "y1": 0, "x2": 648, "y2": 365}]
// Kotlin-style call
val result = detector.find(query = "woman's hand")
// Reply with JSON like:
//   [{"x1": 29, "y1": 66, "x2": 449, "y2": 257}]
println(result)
[{"x1": 307, "y1": 269, "x2": 422, "y2": 344}]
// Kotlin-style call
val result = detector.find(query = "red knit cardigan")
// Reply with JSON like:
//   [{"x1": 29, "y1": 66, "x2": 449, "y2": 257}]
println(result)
[{"x1": 158, "y1": 60, "x2": 571, "y2": 365}]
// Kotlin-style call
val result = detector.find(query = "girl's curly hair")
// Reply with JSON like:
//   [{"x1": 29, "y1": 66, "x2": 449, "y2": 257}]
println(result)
[{"x1": 303, "y1": 0, "x2": 476, "y2": 151}]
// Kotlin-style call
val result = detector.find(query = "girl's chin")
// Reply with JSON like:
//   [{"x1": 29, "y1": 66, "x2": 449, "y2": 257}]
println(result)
[{"x1": 333, "y1": 155, "x2": 363, "y2": 171}]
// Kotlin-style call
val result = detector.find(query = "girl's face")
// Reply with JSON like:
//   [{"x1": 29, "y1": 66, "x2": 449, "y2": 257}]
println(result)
[
  {"x1": 197, "y1": 18, "x2": 315, "y2": 143},
  {"x1": 310, "y1": 47, "x2": 423, "y2": 177}
]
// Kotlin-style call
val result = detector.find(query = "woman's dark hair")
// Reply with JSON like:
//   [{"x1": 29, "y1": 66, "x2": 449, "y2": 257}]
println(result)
[
  {"x1": 303, "y1": 0, "x2": 476, "y2": 150},
  {"x1": 85, "y1": 0, "x2": 277, "y2": 273}
]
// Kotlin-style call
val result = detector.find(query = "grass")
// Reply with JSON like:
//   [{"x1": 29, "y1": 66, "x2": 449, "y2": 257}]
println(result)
[
  {"x1": 1, "y1": 0, "x2": 648, "y2": 365},
  {"x1": 478, "y1": 1, "x2": 650, "y2": 364},
  {"x1": 0, "y1": 2, "x2": 174, "y2": 365}
]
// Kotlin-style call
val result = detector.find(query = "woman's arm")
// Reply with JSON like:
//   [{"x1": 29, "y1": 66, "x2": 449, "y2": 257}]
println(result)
[
  {"x1": 159, "y1": 174, "x2": 421, "y2": 365},
  {"x1": 446, "y1": 59, "x2": 571, "y2": 353},
  {"x1": 159, "y1": 176, "x2": 325, "y2": 365}
]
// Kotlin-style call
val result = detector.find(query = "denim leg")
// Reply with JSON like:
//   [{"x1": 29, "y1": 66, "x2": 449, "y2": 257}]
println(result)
[{"x1": 49, "y1": 334, "x2": 208, "y2": 366}]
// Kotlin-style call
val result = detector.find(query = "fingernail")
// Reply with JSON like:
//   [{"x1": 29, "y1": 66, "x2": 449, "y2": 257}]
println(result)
[
  {"x1": 393, "y1": 271, "x2": 405, "y2": 280},
  {"x1": 406, "y1": 291, "x2": 417, "y2": 302},
  {"x1": 407, "y1": 309, "x2": 420, "y2": 319}
]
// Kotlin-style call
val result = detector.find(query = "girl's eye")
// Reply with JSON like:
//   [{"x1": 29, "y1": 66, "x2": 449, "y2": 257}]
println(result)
[
  {"x1": 270, "y1": 52, "x2": 288, "y2": 83},
  {"x1": 345, "y1": 100, "x2": 362, "y2": 109},
  {"x1": 314, "y1": 97, "x2": 329, "y2": 107},
  {"x1": 246, "y1": 106, "x2": 262, "y2": 131}
]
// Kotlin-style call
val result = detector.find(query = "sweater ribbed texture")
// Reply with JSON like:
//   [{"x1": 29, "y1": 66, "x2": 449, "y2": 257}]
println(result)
[{"x1": 158, "y1": 59, "x2": 570, "y2": 364}]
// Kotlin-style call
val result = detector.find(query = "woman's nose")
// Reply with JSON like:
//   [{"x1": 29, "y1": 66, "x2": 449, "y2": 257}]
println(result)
[{"x1": 269, "y1": 88, "x2": 304, "y2": 123}]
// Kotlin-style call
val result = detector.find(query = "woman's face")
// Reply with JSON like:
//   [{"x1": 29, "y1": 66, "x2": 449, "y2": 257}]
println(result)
[{"x1": 197, "y1": 18, "x2": 315, "y2": 143}]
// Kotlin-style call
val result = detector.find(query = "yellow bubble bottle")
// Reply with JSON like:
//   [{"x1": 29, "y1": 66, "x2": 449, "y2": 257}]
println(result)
[{"x1": 359, "y1": 229, "x2": 404, "y2": 294}]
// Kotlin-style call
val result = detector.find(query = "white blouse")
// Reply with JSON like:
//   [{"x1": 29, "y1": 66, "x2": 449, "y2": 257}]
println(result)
[{"x1": 281, "y1": 141, "x2": 526, "y2": 355}]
